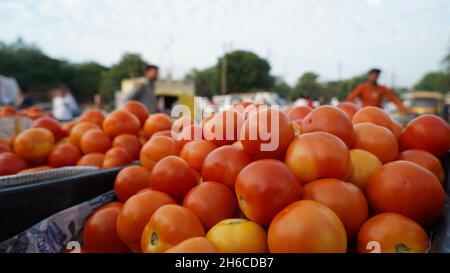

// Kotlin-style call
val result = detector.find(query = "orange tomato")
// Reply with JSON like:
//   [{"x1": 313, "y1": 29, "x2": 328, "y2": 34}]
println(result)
[
  {"x1": 235, "y1": 159, "x2": 302, "y2": 226},
  {"x1": 203, "y1": 109, "x2": 245, "y2": 146},
  {"x1": 348, "y1": 149, "x2": 382, "y2": 191},
  {"x1": 83, "y1": 202, "x2": 129, "y2": 253},
  {"x1": 102, "y1": 147, "x2": 133, "y2": 169},
  {"x1": 143, "y1": 113, "x2": 173, "y2": 138},
  {"x1": 352, "y1": 106, "x2": 393, "y2": 132},
  {"x1": 32, "y1": 117, "x2": 65, "y2": 140},
  {"x1": 301, "y1": 178, "x2": 368, "y2": 240},
  {"x1": 286, "y1": 105, "x2": 312, "y2": 123},
  {"x1": 14, "y1": 128, "x2": 55, "y2": 164},
  {"x1": 139, "y1": 136, "x2": 179, "y2": 170},
  {"x1": 202, "y1": 145, "x2": 253, "y2": 190},
  {"x1": 122, "y1": 101, "x2": 149, "y2": 125},
  {"x1": 352, "y1": 122, "x2": 398, "y2": 163},
  {"x1": 336, "y1": 102, "x2": 360, "y2": 119},
  {"x1": 399, "y1": 114, "x2": 450, "y2": 157},
  {"x1": 357, "y1": 213, "x2": 429, "y2": 253},
  {"x1": 116, "y1": 190, "x2": 176, "y2": 252},
  {"x1": 112, "y1": 134, "x2": 141, "y2": 160},
  {"x1": 366, "y1": 160, "x2": 446, "y2": 227},
  {"x1": 103, "y1": 110, "x2": 141, "y2": 137},
  {"x1": 171, "y1": 116, "x2": 194, "y2": 135},
  {"x1": 0, "y1": 152, "x2": 28, "y2": 175},
  {"x1": 77, "y1": 153, "x2": 105, "y2": 167},
  {"x1": 268, "y1": 200, "x2": 347, "y2": 253},
  {"x1": 0, "y1": 142, "x2": 11, "y2": 154},
  {"x1": 397, "y1": 149, "x2": 445, "y2": 183},
  {"x1": 69, "y1": 121, "x2": 100, "y2": 148},
  {"x1": 61, "y1": 121, "x2": 77, "y2": 137},
  {"x1": 285, "y1": 132, "x2": 351, "y2": 184},
  {"x1": 140, "y1": 204, "x2": 205, "y2": 253},
  {"x1": 78, "y1": 109, "x2": 106, "y2": 126},
  {"x1": 176, "y1": 124, "x2": 204, "y2": 149},
  {"x1": 183, "y1": 182, "x2": 237, "y2": 230},
  {"x1": 165, "y1": 237, "x2": 219, "y2": 253},
  {"x1": 114, "y1": 166, "x2": 150, "y2": 202},
  {"x1": 151, "y1": 130, "x2": 173, "y2": 139},
  {"x1": 80, "y1": 129, "x2": 112, "y2": 154},
  {"x1": 301, "y1": 106, "x2": 354, "y2": 147},
  {"x1": 179, "y1": 140, "x2": 217, "y2": 172},
  {"x1": 19, "y1": 165, "x2": 52, "y2": 174},
  {"x1": 206, "y1": 218, "x2": 268, "y2": 253},
  {"x1": 148, "y1": 156, "x2": 197, "y2": 203},
  {"x1": 48, "y1": 143, "x2": 81, "y2": 167},
  {"x1": 391, "y1": 119, "x2": 403, "y2": 139}
]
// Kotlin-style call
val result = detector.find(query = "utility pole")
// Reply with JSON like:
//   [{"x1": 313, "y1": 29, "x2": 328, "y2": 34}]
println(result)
[{"x1": 221, "y1": 52, "x2": 227, "y2": 95}]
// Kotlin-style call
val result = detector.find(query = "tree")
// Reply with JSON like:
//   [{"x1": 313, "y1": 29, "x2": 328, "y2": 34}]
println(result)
[
  {"x1": 414, "y1": 72, "x2": 448, "y2": 93},
  {"x1": 185, "y1": 67, "x2": 218, "y2": 98},
  {"x1": 99, "y1": 53, "x2": 147, "y2": 100},
  {"x1": 73, "y1": 62, "x2": 107, "y2": 101},
  {"x1": 271, "y1": 77, "x2": 292, "y2": 99},
  {"x1": 217, "y1": 50, "x2": 275, "y2": 93},
  {"x1": 292, "y1": 72, "x2": 324, "y2": 100},
  {"x1": 325, "y1": 74, "x2": 368, "y2": 100}
]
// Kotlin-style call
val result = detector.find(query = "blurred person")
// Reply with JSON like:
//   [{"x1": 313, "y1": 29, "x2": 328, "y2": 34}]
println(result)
[
  {"x1": 123, "y1": 64, "x2": 159, "y2": 112},
  {"x1": 346, "y1": 68, "x2": 406, "y2": 113},
  {"x1": 15, "y1": 84, "x2": 35, "y2": 109},
  {"x1": 0, "y1": 75, "x2": 19, "y2": 106},
  {"x1": 52, "y1": 85, "x2": 78, "y2": 121}
]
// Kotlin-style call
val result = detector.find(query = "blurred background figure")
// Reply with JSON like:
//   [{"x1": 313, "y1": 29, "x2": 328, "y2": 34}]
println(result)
[
  {"x1": 0, "y1": 75, "x2": 19, "y2": 106},
  {"x1": 52, "y1": 84, "x2": 78, "y2": 121},
  {"x1": 122, "y1": 64, "x2": 159, "y2": 113},
  {"x1": 94, "y1": 93, "x2": 104, "y2": 109},
  {"x1": 15, "y1": 84, "x2": 35, "y2": 109},
  {"x1": 347, "y1": 68, "x2": 406, "y2": 114}
]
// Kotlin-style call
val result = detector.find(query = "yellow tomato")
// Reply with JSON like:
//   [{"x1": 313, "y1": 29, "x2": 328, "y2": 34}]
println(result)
[
  {"x1": 348, "y1": 149, "x2": 382, "y2": 191},
  {"x1": 206, "y1": 218, "x2": 268, "y2": 253}
]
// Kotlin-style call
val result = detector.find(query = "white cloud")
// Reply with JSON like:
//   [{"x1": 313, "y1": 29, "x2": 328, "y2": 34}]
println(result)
[{"x1": 0, "y1": 0, "x2": 449, "y2": 87}]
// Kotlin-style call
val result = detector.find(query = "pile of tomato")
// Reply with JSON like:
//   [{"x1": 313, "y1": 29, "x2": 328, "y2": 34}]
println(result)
[{"x1": 1, "y1": 100, "x2": 449, "y2": 253}]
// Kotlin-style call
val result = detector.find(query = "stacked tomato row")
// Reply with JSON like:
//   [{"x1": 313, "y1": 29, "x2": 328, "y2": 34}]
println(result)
[
  {"x1": 80, "y1": 102, "x2": 449, "y2": 253},
  {"x1": 0, "y1": 105, "x2": 52, "y2": 120}
]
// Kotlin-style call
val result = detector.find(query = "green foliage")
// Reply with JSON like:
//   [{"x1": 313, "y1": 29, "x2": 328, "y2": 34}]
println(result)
[
  {"x1": 414, "y1": 72, "x2": 448, "y2": 93},
  {"x1": 271, "y1": 77, "x2": 292, "y2": 99},
  {"x1": 185, "y1": 67, "x2": 218, "y2": 98}
]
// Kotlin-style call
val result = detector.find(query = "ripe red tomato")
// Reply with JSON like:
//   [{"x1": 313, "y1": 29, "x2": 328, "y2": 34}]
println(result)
[
  {"x1": 83, "y1": 202, "x2": 129, "y2": 253},
  {"x1": 235, "y1": 159, "x2": 302, "y2": 226},
  {"x1": 179, "y1": 140, "x2": 217, "y2": 172},
  {"x1": 148, "y1": 156, "x2": 197, "y2": 203},
  {"x1": 301, "y1": 178, "x2": 368, "y2": 240},
  {"x1": 80, "y1": 129, "x2": 112, "y2": 154},
  {"x1": 399, "y1": 114, "x2": 450, "y2": 157},
  {"x1": 397, "y1": 149, "x2": 445, "y2": 183},
  {"x1": 366, "y1": 160, "x2": 446, "y2": 227},
  {"x1": 203, "y1": 109, "x2": 245, "y2": 146},
  {"x1": 357, "y1": 213, "x2": 430, "y2": 253},
  {"x1": 122, "y1": 101, "x2": 149, "y2": 125},
  {"x1": 336, "y1": 102, "x2": 360, "y2": 119},
  {"x1": 240, "y1": 107, "x2": 294, "y2": 160},
  {"x1": 352, "y1": 122, "x2": 398, "y2": 163},
  {"x1": 139, "y1": 136, "x2": 179, "y2": 170},
  {"x1": 268, "y1": 200, "x2": 347, "y2": 253},
  {"x1": 48, "y1": 143, "x2": 81, "y2": 167},
  {"x1": 14, "y1": 128, "x2": 55, "y2": 164},
  {"x1": 77, "y1": 153, "x2": 105, "y2": 167},
  {"x1": 112, "y1": 134, "x2": 141, "y2": 160},
  {"x1": 391, "y1": 119, "x2": 403, "y2": 139},
  {"x1": 140, "y1": 204, "x2": 205, "y2": 253},
  {"x1": 0, "y1": 142, "x2": 11, "y2": 154},
  {"x1": 352, "y1": 106, "x2": 393, "y2": 132},
  {"x1": 114, "y1": 166, "x2": 150, "y2": 202},
  {"x1": 103, "y1": 110, "x2": 141, "y2": 137},
  {"x1": 32, "y1": 117, "x2": 65, "y2": 140},
  {"x1": 78, "y1": 109, "x2": 106, "y2": 126},
  {"x1": 285, "y1": 106, "x2": 312, "y2": 123},
  {"x1": 202, "y1": 145, "x2": 252, "y2": 190},
  {"x1": 183, "y1": 182, "x2": 237, "y2": 230},
  {"x1": 102, "y1": 147, "x2": 133, "y2": 169},
  {"x1": 172, "y1": 117, "x2": 194, "y2": 135},
  {"x1": 301, "y1": 106, "x2": 354, "y2": 147},
  {"x1": 143, "y1": 113, "x2": 173, "y2": 138},
  {"x1": 0, "y1": 152, "x2": 28, "y2": 175},
  {"x1": 165, "y1": 237, "x2": 219, "y2": 253},
  {"x1": 176, "y1": 124, "x2": 204, "y2": 148},
  {"x1": 285, "y1": 132, "x2": 351, "y2": 184},
  {"x1": 19, "y1": 166, "x2": 52, "y2": 174},
  {"x1": 69, "y1": 121, "x2": 100, "y2": 148},
  {"x1": 116, "y1": 190, "x2": 176, "y2": 252}
]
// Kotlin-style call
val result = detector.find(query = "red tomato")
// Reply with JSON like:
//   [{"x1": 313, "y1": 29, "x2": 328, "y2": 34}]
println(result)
[
  {"x1": 114, "y1": 166, "x2": 150, "y2": 202},
  {"x1": 183, "y1": 181, "x2": 238, "y2": 230},
  {"x1": 148, "y1": 156, "x2": 197, "y2": 203},
  {"x1": 357, "y1": 213, "x2": 430, "y2": 253},
  {"x1": 268, "y1": 200, "x2": 347, "y2": 253},
  {"x1": 112, "y1": 134, "x2": 141, "y2": 160},
  {"x1": 14, "y1": 128, "x2": 55, "y2": 164},
  {"x1": 366, "y1": 160, "x2": 446, "y2": 227},
  {"x1": 0, "y1": 152, "x2": 28, "y2": 175},
  {"x1": 140, "y1": 204, "x2": 205, "y2": 253},
  {"x1": 139, "y1": 136, "x2": 179, "y2": 170},
  {"x1": 352, "y1": 106, "x2": 393, "y2": 132},
  {"x1": 391, "y1": 119, "x2": 403, "y2": 139},
  {"x1": 176, "y1": 124, "x2": 204, "y2": 148},
  {"x1": 103, "y1": 110, "x2": 141, "y2": 137},
  {"x1": 143, "y1": 113, "x2": 173, "y2": 138},
  {"x1": 102, "y1": 147, "x2": 133, "y2": 169},
  {"x1": 336, "y1": 102, "x2": 360, "y2": 119},
  {"x1": 171, "y1": 116, "x2": 194, "y2": 135},
  {"x1": 301, "y1": 106, "x2": 354, "y2": 147},
  {"x1": 83, "y1": 202, "x2": 129, "y2": 253},
  {"x1": 397, "y1": 149, "x2": 445, "y2": 183},
  {"x1": 399, "y1": 114, "x2": 450, "y2": 157},
  {"x1": 77, "y1": 153, "x2": 105, "y2": 167},
  {"x1": 202, "y1": 145, "x2": 253, "y2": 190},
  {"x1": 69, "y1": 122, "x2": 100, "y2": 148},
  {"x1": 80, "y1": 129, "x2": 112, "y2": 154},
  {"x1": 285, "y1": 132, "x2": 351, "y2": 184},
  {"x1": 48, "y1": 143, "x2": 82, "y2": 167},
  {"x1": 19, "y1": 165, "x2": 52, "y2": 174},
  {"x1": 32, "y1": 117, "x2": 65, "y2": 140},
  {"x1": 78, "y1": 109, "x2": 106, "y2": 126},
  {"x1": 116, "y1": 190, "x2": 176, "y2": 252},
  {"x1": 240, "y1": 107, "x2": 295, "y2": 160},
  {"x1": 179, "y1": 140, "x2": 217, "y2": 172},
  {"x1": 301, "y1": 178, "x2": 368, "y2": 240},
  {"x1": 165, "y1": 237, "x2": 219, "y2": 253},
  {"x1": 235, "y1": 160, "x2": 302, "y2": 226},
  {"x1": 122, "y1": 101, "x2": 149, "y2": 125},
  {"x1": 203, "y1": 109, "x2": 245, "y2": 146},
  {"x1": 286, "y1": 106, "x2": 312, "y2": 123}
]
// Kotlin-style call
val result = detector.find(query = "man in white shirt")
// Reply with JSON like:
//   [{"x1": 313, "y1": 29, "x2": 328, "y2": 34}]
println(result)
[{"x1": 52, "y1": 85, "x2": 78, "y2": 121}]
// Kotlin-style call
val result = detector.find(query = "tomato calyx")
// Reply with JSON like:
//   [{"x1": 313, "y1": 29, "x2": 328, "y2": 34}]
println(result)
[
  {"x1": 395, "y1": 243, "x2": 410, "y2": 253},
  {"x1": 239, "y1": 196, "x2": 247, "y2": 209},
  {"x1": 151, "y1": 232, "x2": 158, "y2": 246}
]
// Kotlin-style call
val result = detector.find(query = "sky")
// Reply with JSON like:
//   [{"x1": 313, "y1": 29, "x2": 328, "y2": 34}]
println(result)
[{"x1": 0, "y1": 0, "x2": 449, "y2": 88}]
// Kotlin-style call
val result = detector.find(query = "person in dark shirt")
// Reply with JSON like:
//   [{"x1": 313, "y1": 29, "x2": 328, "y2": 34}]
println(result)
[{"x1": 16, "y1": 84, "x2": 35, "y2": 109}]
